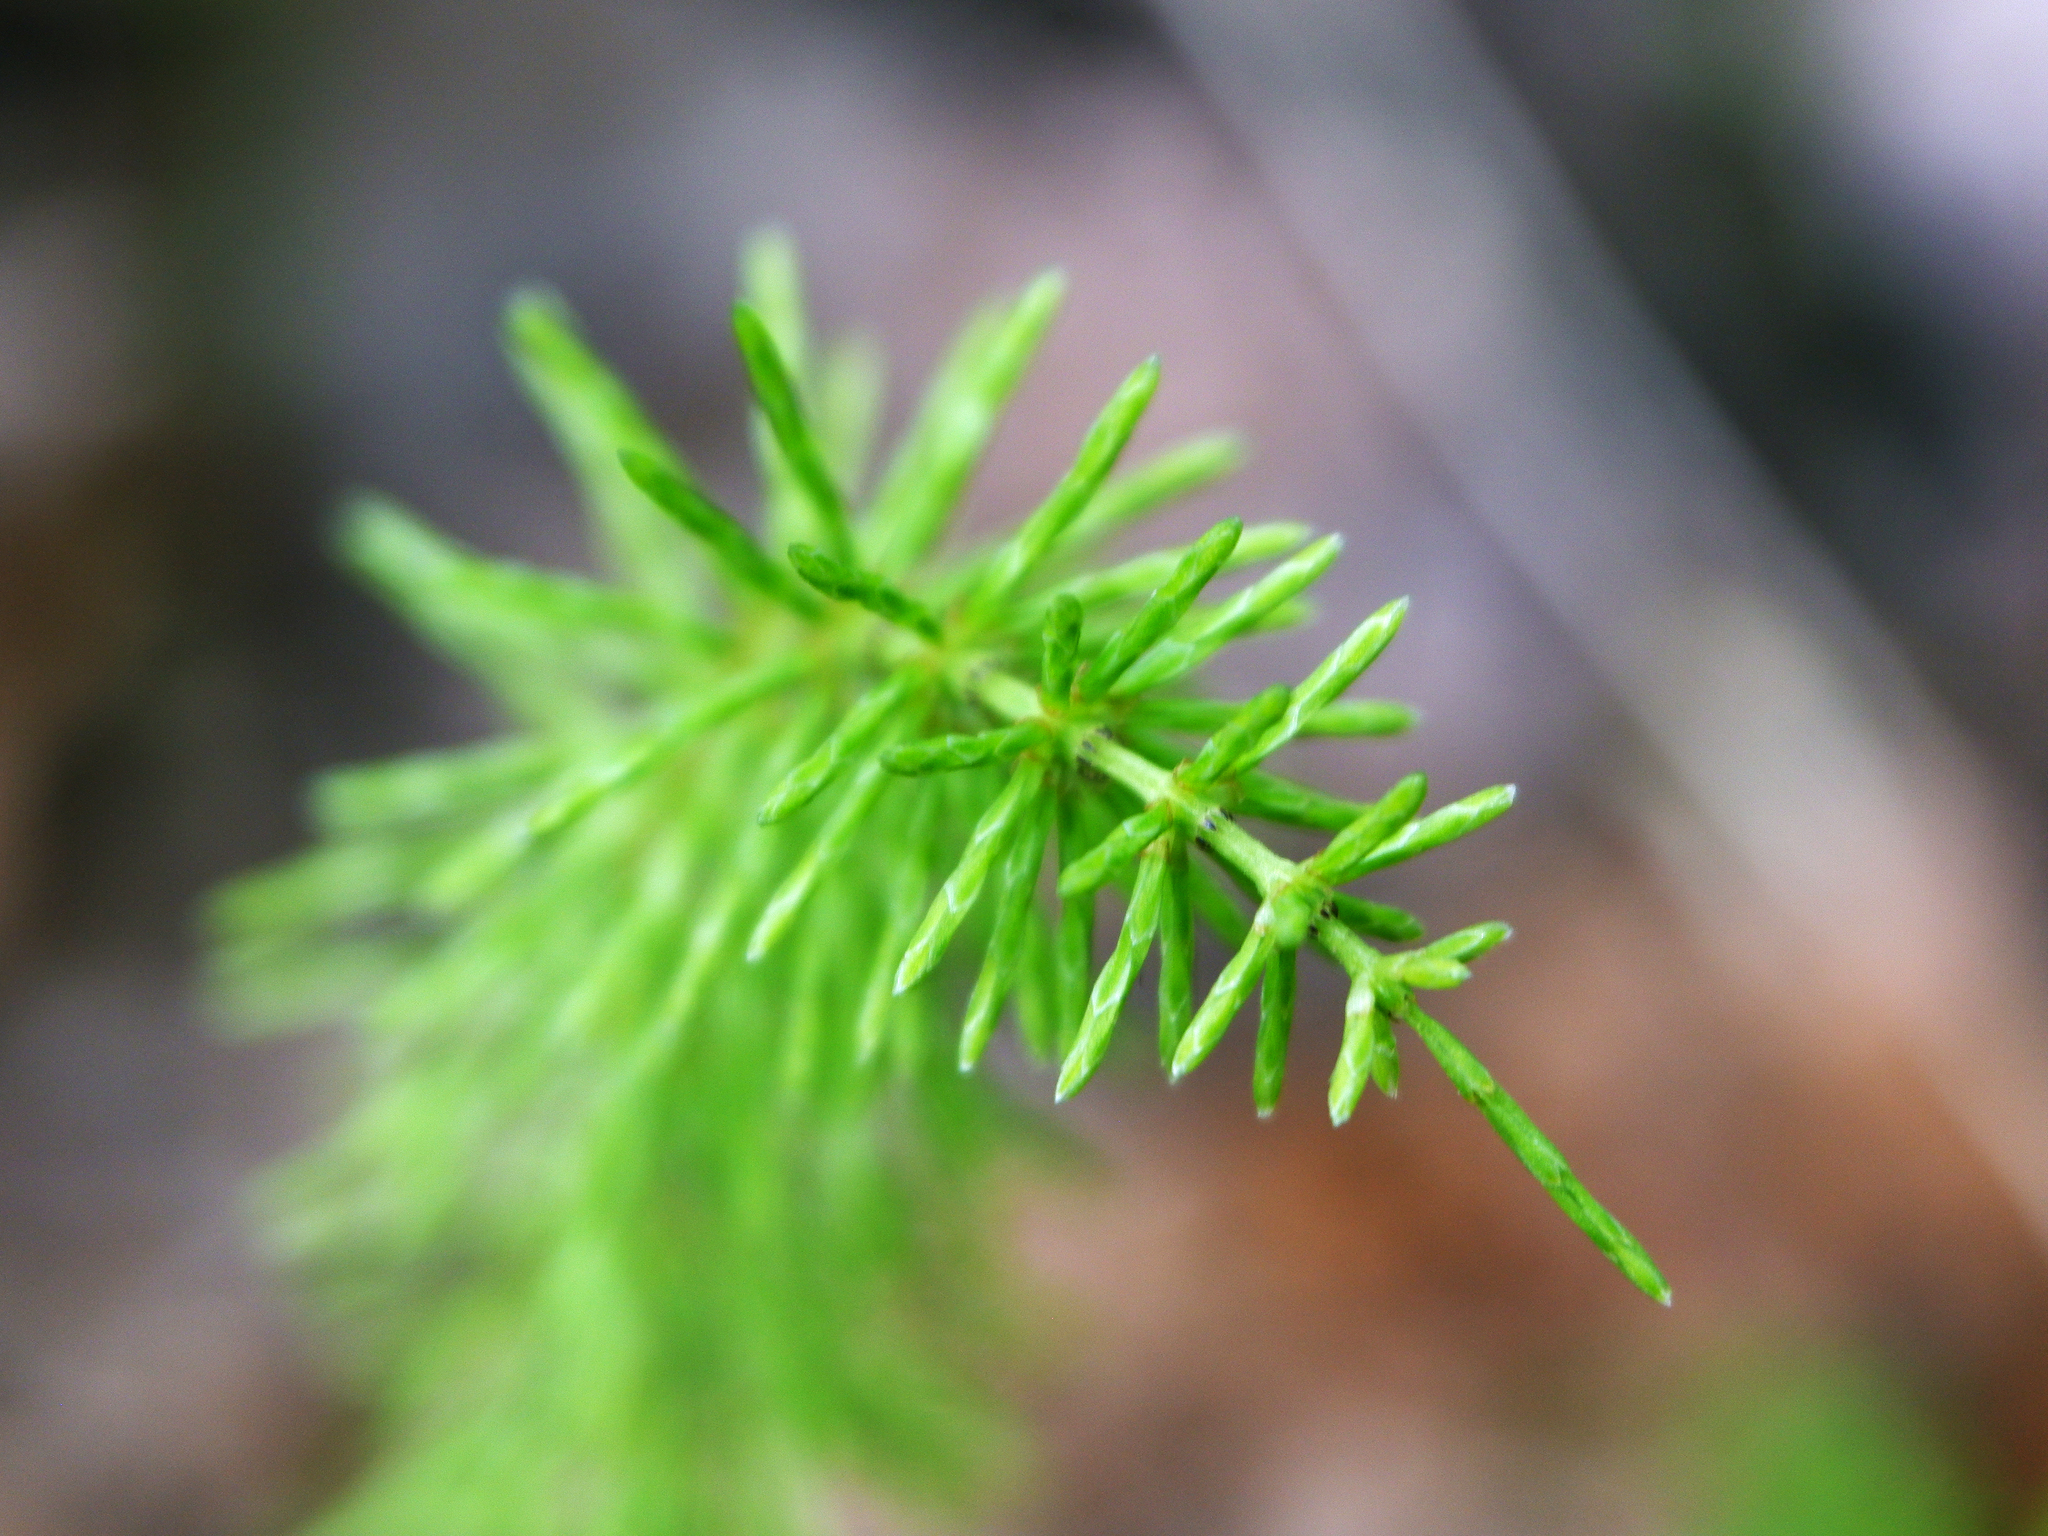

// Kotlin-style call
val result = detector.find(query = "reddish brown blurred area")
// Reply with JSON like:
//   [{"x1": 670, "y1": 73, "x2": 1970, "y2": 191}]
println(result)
[{"x1": 1022, "y1": 826, "x2": 2048, "y2": 1533}]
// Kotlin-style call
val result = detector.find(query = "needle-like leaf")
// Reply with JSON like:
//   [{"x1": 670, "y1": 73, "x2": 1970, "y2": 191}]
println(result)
[
  {"x1": 867, "y1": 269, "x2": 1066, "y2": 568},
  {"x1": 1170, "y1": 923, "x2": 1276, "y2": 1080},
  {"x1": 1402, "y1": 1003, "x2": 1670, "y2": 1305},
  {"x1": 311, "y1": 738, "x2": 557, "y2": 840},
  {"x1": 895, "y1": 760, "x2": 1047, "y2": 994},
  {"x1": 1421, "y1": 922, "x2": 1512, "y2": 962},
  {"x1": 1048, "y1": 521, "x2": 1303, "y2": 610},
  {"x1": 1186, "y1": 854, "x2": 1252, "y2": 948},
  {"x1": 1252, "y1": 947, "x2": 1297, "y2": 1116},
  {"x1": 815, "y1": 332, "x2": 885, "y2": 494},
  {"x1": 619, "y1": 449, "x2": 823, "y2": 618},
  {"x1": 855, "y1": 791, "x2": 941, "y2": 1067},
  {"x1": 1184, "y1": 686, "x2": 1292, "y2": 784},
  {"x1": 1056, "y1": 843, "x2": 1166, "y2": 1101},
  {"x1": 503, "y1": 288, "x2": 700, "y2": 606},
  {"x1": 746, "y1": 758, "x2": 892, "y2": 962},
  {"x1": 972, "y1": 357, "x2": 1160, "y2": 605},
  {"x1": 883, "y1": 722, "x2": 1047, "y2": 776},
  {"x1": 739, "y1": 229, "x2": 809, "y2": 381},
  {"x1": 1343, "y1": 785, "x2": 1517, "y2": 877},
  {"x1": 1330, "y1": 892, "x2": 1425, "y2": 943},
  {"x1": 1056, "y1": 803, "x2": 1175, "y2": 897},
  {"x1": 1052, "y1": 430, "x2": 1245, "y2": 555},
  {"x1": 1041, "y1": 594, "x2": 1082, "y2": 699},
  {"x1": 1392, "y1": 952, "x2": 1471, "y2": 989},
  {"x1": 758, "y1": 669, "x2": 922, "y2": 824},
  {"x1": 1079, "y1": 520, "x2": 1241, "y2": 699},
  {"x1": 525, "y1": 660, "x2": 806, "y2": 842},
  {"x1": 734, "y1": 303, "x2": 855, "y2": 560},
  {"x1": 1242, "y1": 597, "x2": 1410, "y2": 767},
  {"x1": 1308, "y1": 773, "x2": 1429, "y2": 885},
  {"x1": 1232, "y1": 770, "x2": 1374, "y2": 831},
  {"x1": 1130, "y1": 695, "x2": 1412, "y2": 738},
  {"x1": 1157, "y1": 839, "x2": 1194, "y2": 1067},
  {"x1": 787, "y1": 543, "x2": 943, "y2": 640},
  {"x1": 1053, "y1": 796, "x2": 1096, "y2": 1053},
  {"x1": 1110, "y1": 533, "x2": 1344, "y2": 695},
  {"x1": 1329, "y1": 974, "x2": 1397, "y2": 1123},
  {"x1": 1293, "y1": 699, "x2": 1418, "y2": 738},
  {"x1": 959, "y1": 793, "x2": 1052, "y2": 1070}
]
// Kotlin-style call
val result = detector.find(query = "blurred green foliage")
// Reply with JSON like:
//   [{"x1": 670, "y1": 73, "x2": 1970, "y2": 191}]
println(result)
[{"x1": 1678, "y1": 1351, "x2": 1983, "y2": 1536}]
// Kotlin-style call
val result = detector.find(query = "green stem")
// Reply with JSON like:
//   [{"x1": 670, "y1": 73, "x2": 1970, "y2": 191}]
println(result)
[{"x1": 968, "y1": 664, "x2": 1325, "y2": 919}]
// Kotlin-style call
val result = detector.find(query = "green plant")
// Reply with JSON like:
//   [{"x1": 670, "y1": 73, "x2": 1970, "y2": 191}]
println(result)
[
  {"x1": 212, "y1": 233, "x2": 1666, "y2": 1535},
  {"x1": 1673, "y1": 1350, "x2": 1981, "y2": 1536}
]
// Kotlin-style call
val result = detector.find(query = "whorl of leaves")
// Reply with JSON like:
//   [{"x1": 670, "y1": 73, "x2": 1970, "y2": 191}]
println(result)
[{"x1": 212, "y1": 233, "x2": 1666, "y2": 1536}]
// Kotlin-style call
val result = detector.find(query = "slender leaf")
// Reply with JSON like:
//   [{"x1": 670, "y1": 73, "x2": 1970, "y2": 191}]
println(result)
[
  {"x1": 787, "y1": 543, "x2": 943, "y2": 640},
  {"x1": 1234, "y1": 769, "x2": 1371, "y2": 831},
  {"x1": 340, "y1": 496, "x2": 606, "y2": 727},
  {"x1": 883, "y1": 722, "x2": 1046, "y2": 776},
  {"x1": 1345, "y1": 784, "x2": 1516, "y2": 877},
  {"x1": 746, "y1": 758, "x2": 892, "y2": 962},
  {"x1": 856, "y1": 792, "x2": 941, "y2": 1067},
  {"x1": 1053, "y1": 796, "x2": 1096, "y2": 1053},
  {"x1": 816, "y1": 332, "x2": 886, "y2": 493},
  {"x1": 1330, "y1": 893, "x2": 1425, "y2": 943},
  {"x1": 1056, "y1": 803, "x2": 1174, "y2": 897},
  {"x1": 734, "y1": 303, "x2": 855, "y2": 560},
  {"x1": 503, "y1": 287, "x2": 698, "y2": 605},
  {"x1": 1297, "y1": 699, "x2": 1418, "y2": 737},
  {"x1": 758, "y1": 669, "x2": 921, "y2": 824},
  {"x1": 312, "y1": 738, "x2": 557, "y2": 839},
  {"x1": 525, "y1": 659, "x2": 806, "y2": 841},
  {"x1": 1185, "y1": 685, "x2": 1291, "y2": 783},
  {"x1": 1132, "y1": 696, "x2": 1414, "y2": 739},
  {"x1": 1056, "y1": 843, "x2": 1166, "y2": 1100},
  {"x1": 1078, "y1": 520, "x2": 1241, "y2": 698},
  {"x1": 1329, "y1": 975, "x2": 1397, "y2": 1123},
  {"x1": 738, "y1": 229, "x2": 808, "y2": 382},
  {"x1": 1041, "y1": 594, "x2": 1081, "y2": 699},
  {"x1": 895, "y1": 760, "x2": 1047, "y2": 993},
  {"x1": 1252, "y1": 947, "x2": 1296, "y2": 1116},
  {"x1": 1170, "y1": 924, "x2": 1275, "y2": 1080},
  {"x1": 958, "y1": 793, "x2": 1052, "y2": 1070},
  {"x1": 1244, "y1": 597, "x2": 1409, "y2": 766},
  {"x1": 1403, "y1": 1003, "x2": 1670, "y2": 1304},
  {"x1": 1392, "y1": 953, "x2": 1470, "y2": 989},
  {"x1": 1308, "y1": 773, "x2": 1429, "y2": 885},
  {"x1": 1422, "y1": 922, "x2": 1511, "y2": 963},
  {"x1": 1157, "y1": 839, "x2": 1194, "y2": 1067},
  {"x1": 867, "y1": 270, "x2": 1066, "y2": 568},
  {"x1": 1110, "y1": 533, "x2": 1344, "y2": 695},
  {"x1": 972, "y1": 358, "x2": 1160, "y2": 605},
  {"x1": 1053, "y1": 431, "x2": 1245, "y2": 555},
  {"x1": 619, "y1": 450, "x2": 822, "y2": 618},
  {"x1": 1187, "y1": 849, "x2": 1253, "y2": 947},
  {"x1": 1048, "y1": 521, "x2": 1305, "y2": 609}
]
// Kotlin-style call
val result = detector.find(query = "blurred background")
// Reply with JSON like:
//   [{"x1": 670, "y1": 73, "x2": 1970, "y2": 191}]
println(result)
[{"x1": 3, "y1": 0, "x2": 2047, "y2": 1530}]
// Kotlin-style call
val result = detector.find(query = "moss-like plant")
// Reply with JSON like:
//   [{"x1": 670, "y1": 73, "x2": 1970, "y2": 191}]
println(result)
[{"x1": 212, "y1": 233, "x2": 1665, "y2": 1535}]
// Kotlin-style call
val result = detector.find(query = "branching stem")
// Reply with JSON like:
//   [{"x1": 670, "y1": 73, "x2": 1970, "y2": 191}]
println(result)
[{"x1": 968, "y1": 663, "x2": 1332, "y2": 930}]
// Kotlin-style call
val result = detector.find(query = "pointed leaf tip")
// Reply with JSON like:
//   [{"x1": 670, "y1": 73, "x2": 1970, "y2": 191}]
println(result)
[
  {"x1": 972, "y1": 354, "x2": 1163, "y2": 603},
  {"x1": 895, "y1": 761, "x2": 1046, "y2": 993},
  {"x1": 734, "y1": 304, "x2": 855, "y2": 560},
  {"x1": 786, "y1": 543, "x2": 943, "y2": 639},
  {"x1": 1081, "y1": 518, "x2": 1243, "y2": 700},
  {"x1": 619, "y1": 448, "x2": 822, "y2": 618}
]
